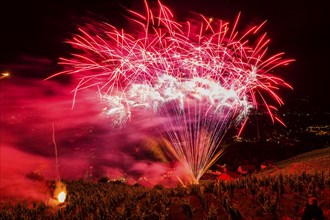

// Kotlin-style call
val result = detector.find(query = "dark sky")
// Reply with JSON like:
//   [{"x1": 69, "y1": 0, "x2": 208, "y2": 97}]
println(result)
[{"x1": 1, "y1": 0, "x2": 329, "y2": 109}]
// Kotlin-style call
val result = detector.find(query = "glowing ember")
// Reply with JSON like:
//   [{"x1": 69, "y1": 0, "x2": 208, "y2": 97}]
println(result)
[
  {"x1": 49, "y1": 1, "x2": 293, "y2": 184},
  {"x1": 54, "y1": 181, "x2": 67, "y2": 204},
  {"x1": 57, "y1": 191, "x2": 66, "y2": 203}
]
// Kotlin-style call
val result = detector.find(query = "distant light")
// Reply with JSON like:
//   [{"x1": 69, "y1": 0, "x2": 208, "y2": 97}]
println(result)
[
  {"x1": 0, "y1": 72, "x2": 10, "y2": 80},
  {"x1": 209, "y1": 18, "x2": 213, "y2": 22}
]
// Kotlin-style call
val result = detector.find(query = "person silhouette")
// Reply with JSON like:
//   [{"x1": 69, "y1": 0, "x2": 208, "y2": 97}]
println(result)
[{"x1": 302, "y1": 197, "x2": 324, "y2": 220}]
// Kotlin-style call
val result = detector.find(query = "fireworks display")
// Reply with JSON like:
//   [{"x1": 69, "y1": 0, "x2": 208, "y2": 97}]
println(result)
[{"x1": 49, "y1": 1, "x2": 293, "y2": 184}]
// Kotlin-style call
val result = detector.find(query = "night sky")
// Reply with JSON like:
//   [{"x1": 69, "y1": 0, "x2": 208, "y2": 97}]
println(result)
[{"x1": 0, "y1": 0, "x2": 329, "y2": 108}]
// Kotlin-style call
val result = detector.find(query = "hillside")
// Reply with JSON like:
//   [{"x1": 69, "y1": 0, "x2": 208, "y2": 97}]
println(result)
[
  {"x1": 259, "y1": 146, "x2": 330, "y2": 176},
  {"x1": 0, "y1": 147, "x2": 329, "y2": 219}
]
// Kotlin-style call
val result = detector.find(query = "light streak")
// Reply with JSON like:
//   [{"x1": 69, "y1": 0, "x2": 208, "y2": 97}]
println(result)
[{"x1": 0, "y1": 72, "x2": 10, "y2": 80}]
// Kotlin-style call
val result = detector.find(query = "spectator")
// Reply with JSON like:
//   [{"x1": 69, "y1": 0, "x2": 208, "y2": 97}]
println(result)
[{"x1": 302, "y1": 197, "x2": 324, "y2": 220}]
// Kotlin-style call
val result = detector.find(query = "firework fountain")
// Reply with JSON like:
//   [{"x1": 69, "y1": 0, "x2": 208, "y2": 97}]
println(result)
[{"x1": 48, "y1": 1, "x2": 293, "y2": 184}]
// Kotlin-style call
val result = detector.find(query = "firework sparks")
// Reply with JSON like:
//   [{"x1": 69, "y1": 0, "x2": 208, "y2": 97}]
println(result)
[{"x1": 49, "y1": 1, "x2": 293, "y2": 184}]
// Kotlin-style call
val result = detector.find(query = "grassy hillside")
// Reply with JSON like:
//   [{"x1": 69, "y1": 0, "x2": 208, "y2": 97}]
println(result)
[
  {"x1": 259, "y1": 146, "x2": 330, "y2": 176},
  {"x1": 1, "y1": 148, "x2": 329, "y2": 219}
]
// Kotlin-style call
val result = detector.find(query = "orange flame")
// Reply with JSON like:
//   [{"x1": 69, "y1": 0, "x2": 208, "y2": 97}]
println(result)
[{"x1": 54, "y1": 181, "x2": 67, "y2": 204}]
